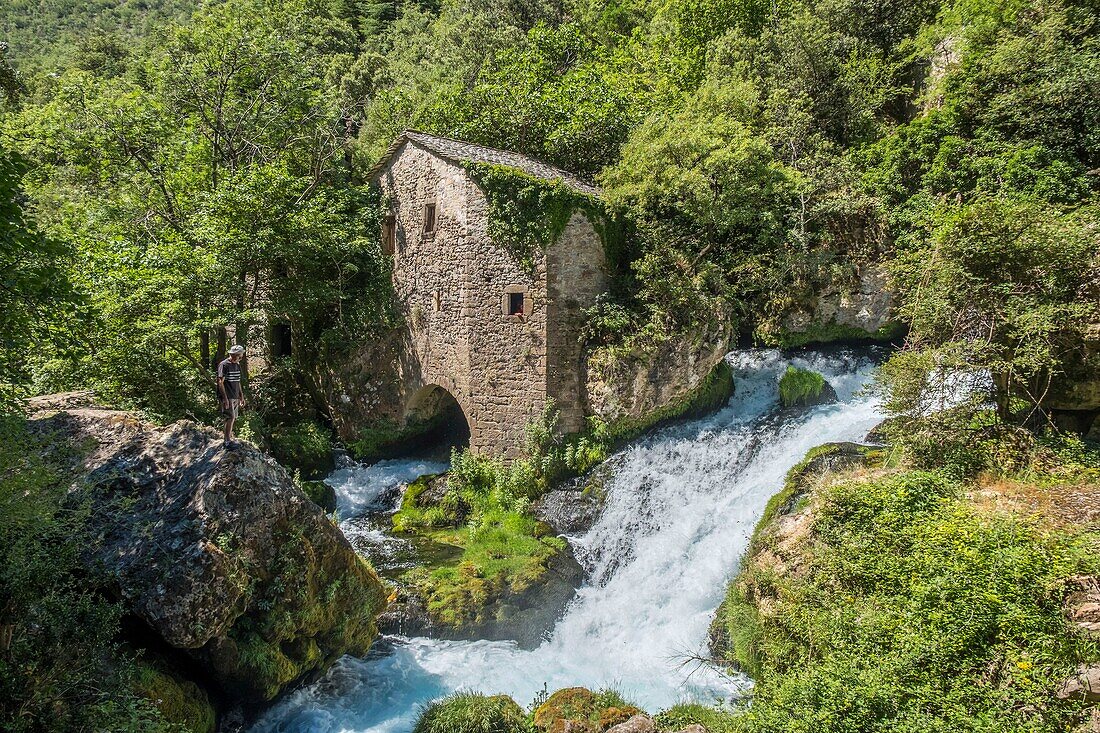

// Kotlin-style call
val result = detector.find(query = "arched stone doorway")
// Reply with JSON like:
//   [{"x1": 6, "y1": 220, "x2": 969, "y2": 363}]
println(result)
[{"x1": 404, "y1": 384, "x2": 471, "y2": 455}]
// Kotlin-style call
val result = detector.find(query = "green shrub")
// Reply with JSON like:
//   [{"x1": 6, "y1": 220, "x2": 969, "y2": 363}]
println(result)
[
  {"x1": 654, "y1": 703, "x2": 738, "y2": 733},
  {"x1": 413, "y1": 692, "x2": 528, "y2": 733},
  {"x1": 777, "y1": 366, "x2": 827, "y2": 408},
  {"x1": 718, "y1": 450, "x2": 1100, "y2": 733},
  {"x1": 266, "y1": 421, "x2": 334, "y2": 480}
]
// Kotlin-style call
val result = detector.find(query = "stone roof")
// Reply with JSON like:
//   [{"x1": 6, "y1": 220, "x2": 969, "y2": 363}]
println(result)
[{"x1": 368, "y1": 130, "x2": 601, "y2": 197}]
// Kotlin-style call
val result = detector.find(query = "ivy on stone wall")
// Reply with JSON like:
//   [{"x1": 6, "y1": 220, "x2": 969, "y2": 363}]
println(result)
[{"x1": 464, "y1": 162, "x2": 614, "y2": 273}]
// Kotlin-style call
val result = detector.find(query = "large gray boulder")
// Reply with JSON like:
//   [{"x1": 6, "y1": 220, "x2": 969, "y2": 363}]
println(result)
[{"x1": 27, "y1": 403, "x2": 388, "y2": 703}]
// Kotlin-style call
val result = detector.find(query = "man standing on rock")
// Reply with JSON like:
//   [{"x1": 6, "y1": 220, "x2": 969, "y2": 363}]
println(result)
[{"x1": 217, "y1": 344, "x2": 247, "y2": 449}]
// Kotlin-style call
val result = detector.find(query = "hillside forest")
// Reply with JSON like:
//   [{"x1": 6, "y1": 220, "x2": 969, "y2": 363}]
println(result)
[{"x1": 1, "y1": 0, "x2": 1100, "y2": 730}]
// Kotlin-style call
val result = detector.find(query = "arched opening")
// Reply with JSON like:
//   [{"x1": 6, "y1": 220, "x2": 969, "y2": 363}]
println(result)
[{"x1": 404, "y1": 385, "x2": 471, "y2": 458}]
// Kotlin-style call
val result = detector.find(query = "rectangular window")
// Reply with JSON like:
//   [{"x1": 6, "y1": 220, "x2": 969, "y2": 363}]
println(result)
[
  {"x1": 507, "y1": 291, "x2": 525, "y2": 316},
  {"x1": 382, "y1": 214, "x2": 396, "y2": 255},
  {"x1": 433, "y1": 290, "x2": 442, "y2": 312},
  {"x1": 272, "y1": 323, "x2": 292, "y2": 358},
  {"x1": 423, "y1": 203, "x2": 436, "y2": 234}
]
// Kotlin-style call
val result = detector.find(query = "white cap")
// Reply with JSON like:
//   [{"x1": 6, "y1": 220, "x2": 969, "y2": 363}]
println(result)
[{"x1": 229, "y1": 345, "x2": 245, "y2": 355}]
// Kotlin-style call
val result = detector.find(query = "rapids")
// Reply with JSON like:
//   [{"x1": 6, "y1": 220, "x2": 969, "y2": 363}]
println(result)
[{"x1": 252, "y1": 348, "x2": 886, "y2": 733}]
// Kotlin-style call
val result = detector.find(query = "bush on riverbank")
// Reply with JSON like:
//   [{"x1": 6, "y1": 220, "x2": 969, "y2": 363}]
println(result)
[{"x1": 711, "y1": 435, "x2": 1100, "y2": 732}]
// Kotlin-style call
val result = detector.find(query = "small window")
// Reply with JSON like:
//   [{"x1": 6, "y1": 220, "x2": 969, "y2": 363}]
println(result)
[
  {"x1": 507, "y1": 291, "x2": 525, "y2": 316},
  {"x1": 272, "y1": 323, "x2": 292, "y2": 358},
  {"x1": 433, "y1": 290, "x2": 442, "y2": 312},
  {"x1": 423, "y1": 203, "x2": 436, "y2": 234},
  {"x1": 382, "y1": 214, "x2": 396, "y2": 255}
]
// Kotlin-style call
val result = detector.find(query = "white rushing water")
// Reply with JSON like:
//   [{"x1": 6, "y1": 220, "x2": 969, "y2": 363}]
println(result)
[{"x1": 253, "y1": 348, "x2": 885, "y2": 733}]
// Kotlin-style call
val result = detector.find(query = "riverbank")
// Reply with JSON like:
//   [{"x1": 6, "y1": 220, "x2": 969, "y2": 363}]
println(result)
[{"x1": 707, "y1": 430, "x2": 1100, "y2": 732}]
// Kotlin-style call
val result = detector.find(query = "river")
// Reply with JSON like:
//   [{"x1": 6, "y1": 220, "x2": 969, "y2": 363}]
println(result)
[{"x1": 251, "y1": 348, "x2": 885, "y2": 733}]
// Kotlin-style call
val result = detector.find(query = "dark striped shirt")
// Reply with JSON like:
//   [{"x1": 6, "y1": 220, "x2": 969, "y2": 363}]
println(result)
[{"x1": 218, "y1": 358, "x2": 242, "y2": 399}]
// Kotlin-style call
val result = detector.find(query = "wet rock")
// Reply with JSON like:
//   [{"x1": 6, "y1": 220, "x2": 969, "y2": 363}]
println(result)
[
  {"x1": 534, "y1": 486, "x2": 604, "y2": 534},
  {"x1": 27, "y1": 404, "x2": 387, "y2": 703},
  {"x1": 606, "y1": 715, "x2": 655, "y2": 733},
  {"x1": 1057, "y1": 664, "x2": 1100, "y2": 702}
]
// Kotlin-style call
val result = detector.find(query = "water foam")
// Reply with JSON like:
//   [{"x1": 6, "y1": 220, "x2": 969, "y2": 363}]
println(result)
[{"x1": 252, "y1": 348, "x2": 885, "y2": 733}]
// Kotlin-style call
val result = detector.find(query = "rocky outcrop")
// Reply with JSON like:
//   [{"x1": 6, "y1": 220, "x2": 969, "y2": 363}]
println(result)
[
  {"x1": 585, "y1": 325, "x2": 733, "y2": 435},
  {"x1": 533, "y1": 486, "x2": 604, "y2": 535},
  {"x1": 769, "y1": 264, "x2": 899, "y2": 347},
  {"x1": 708, "y1": 442, "x2": 879, "y2": 664},
  {"x1": 26, "y1": 402, "x2": 388, "y2": 704},
  {"x1": 1057, "y1": 664, "x2": 1100, "y2": 702},
  {"x1": 380, "y1": 542, "x2": 583, "y2": 648},
  {"x1": 533, "y1": 688, "x2": 645, "y2": 733}
]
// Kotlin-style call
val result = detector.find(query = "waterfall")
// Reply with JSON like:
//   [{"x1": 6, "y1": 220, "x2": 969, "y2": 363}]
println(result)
[{"x1": 252, "y1": 348, "x2": 885, "y2": 733}]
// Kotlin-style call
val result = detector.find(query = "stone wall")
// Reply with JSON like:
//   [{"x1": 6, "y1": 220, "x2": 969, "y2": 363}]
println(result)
[
  {"x1": 547, "y1": 212, "x2": 609, "y2": 433},
  {"x1": 372, "y1": 141, "x2": 608, "y2": 457}
]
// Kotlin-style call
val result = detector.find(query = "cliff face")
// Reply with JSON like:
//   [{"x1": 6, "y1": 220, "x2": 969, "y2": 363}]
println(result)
[
  {"x1": 27, "y1": 397, "x2": 388, "y2": 704},
  {"x1": 761, "y1": 263, "x2": 900, "y2": 347},
  {"x1": 584, "y1": 323, "x2": 734, "y2": 432}
]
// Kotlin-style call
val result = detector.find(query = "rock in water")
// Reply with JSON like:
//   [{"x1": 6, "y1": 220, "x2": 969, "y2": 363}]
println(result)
[{"x1": 28, "y1": 405, "x2": 388, "y2": 703}]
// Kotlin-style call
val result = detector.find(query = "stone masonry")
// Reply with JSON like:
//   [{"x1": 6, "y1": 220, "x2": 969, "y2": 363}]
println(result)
[{"x1": 369, "y1": 131, "x2": 608, "y2": 457}]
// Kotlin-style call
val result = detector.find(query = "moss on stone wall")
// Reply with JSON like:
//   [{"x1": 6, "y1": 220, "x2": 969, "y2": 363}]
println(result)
[
  {"x1": 600, "y1": 358, "x2": 735, "y2": 445},
  {"x1": 464, "y1": 163, "x2": 621, "y2": 272}
]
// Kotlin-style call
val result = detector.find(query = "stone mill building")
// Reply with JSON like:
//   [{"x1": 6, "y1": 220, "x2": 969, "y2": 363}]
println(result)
[{"x1": 368, "y1": 131, "x2": 609, "y2": 457}]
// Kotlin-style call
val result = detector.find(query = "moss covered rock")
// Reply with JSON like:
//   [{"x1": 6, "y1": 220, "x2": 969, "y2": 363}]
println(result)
[
  {"x1": 585, "y1": 325, "x2": 733, "y2": 440},
  {"x1": 28, "y1": 405, "x2": 388, "y2": 704},
  {"x1": 533, "y1": 688, "x2": 643, "y2": 733},
  {"x1": 777, "y1": 365, "x2": 836, "y2": 409},
  {"x1": 133, "y1": 657, "x2": 216, "y2": 733},
  {"x1": 414, "y1": 692, "x2": 528, "y2": 733}
]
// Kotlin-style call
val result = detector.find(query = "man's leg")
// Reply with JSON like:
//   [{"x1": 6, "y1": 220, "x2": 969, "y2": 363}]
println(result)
[{"x1": 225, "y1": 400, "x2": 238, "y2": 445}]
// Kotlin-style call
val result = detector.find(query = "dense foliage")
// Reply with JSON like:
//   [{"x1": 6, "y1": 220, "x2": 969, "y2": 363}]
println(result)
[
  {"x1": 4, "y1": 0, "x2": 395, "y2": 421},
  {"x1": 710, "y1": 436, "x2": 1100, "y2": 733},
  {"x1": 3, "y1": 0, "x2": 1097, "y2": 423}
]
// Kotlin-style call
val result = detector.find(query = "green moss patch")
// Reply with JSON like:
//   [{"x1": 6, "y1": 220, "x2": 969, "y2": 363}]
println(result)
[
  {"x1": 777, "y1": 365, "x2": 826, "y2": 408},
  {"x1": 760, "y1": 319, "x2": 904, "y2": 349},
  {"x1": 133, "y1": 658, "x2": 216, "y2": 733},
  {"x1": 414, "y1": 692, "x2": 528, "y2": 733},
  {"x1": 221, "y1": 524, "x2": 388, "y2": 700},
  {"x1": 533, "y1": 687, "x2": 642, "y2": 732}
]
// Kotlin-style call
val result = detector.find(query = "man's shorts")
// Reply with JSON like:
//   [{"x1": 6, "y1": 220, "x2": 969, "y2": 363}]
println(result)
[{"x1": 224, "y1": 399, "x2": 240, "y2": 419}]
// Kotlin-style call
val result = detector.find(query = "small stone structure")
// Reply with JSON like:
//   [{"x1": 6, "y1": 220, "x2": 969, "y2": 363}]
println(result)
[{"x1": 368, "y1": 131, "x2": 608, "y2": 457}]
